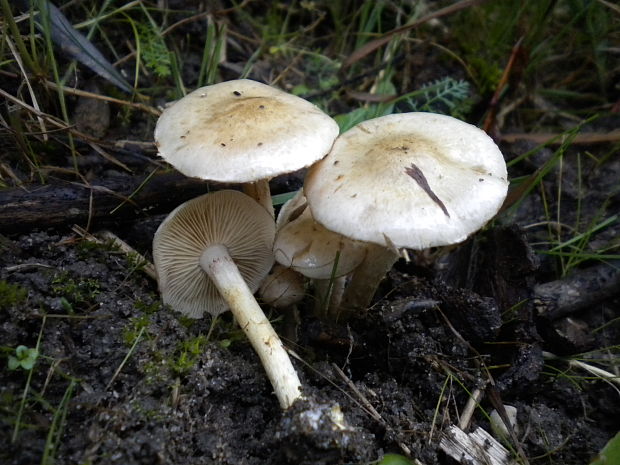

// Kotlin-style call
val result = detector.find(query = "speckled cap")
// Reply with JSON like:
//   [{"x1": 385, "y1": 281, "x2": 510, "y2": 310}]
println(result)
[
  {"x1": 154, "y1": 79, "x2": 339, "y2": 183},
  {"x1": 304, "y1": 112, "x2": 509, "y2": 250}
]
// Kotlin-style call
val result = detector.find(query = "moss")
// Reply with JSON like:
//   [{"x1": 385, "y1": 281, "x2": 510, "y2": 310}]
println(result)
[
  {"x1": 0, "y1": 280, "x2": 28, "y2": 310},
  {"x1": 169, "y1": 334, "x2": 208, "y2": 375},
  {"x1": 133, "y1": 298, "x2": 160, "y2": 315},
  {"x1": 122, "y1": 315, "x2": 151, "y2": 346},
  {"x1": 50, "y1": 271, "x2": 101, "y2": 309}
]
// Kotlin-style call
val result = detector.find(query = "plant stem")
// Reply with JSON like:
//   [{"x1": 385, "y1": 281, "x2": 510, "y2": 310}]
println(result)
[{"x1": 200, "y1": 244, "x2": 302, "y2": 409}]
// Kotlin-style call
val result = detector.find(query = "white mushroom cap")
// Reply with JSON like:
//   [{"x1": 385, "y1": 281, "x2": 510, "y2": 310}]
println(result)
[
  {"x1": 304, "y1": 112, "x2": 509, "y2": 250},
  {"x1": 154, "y1": 79, "x2": 339, "y2": 183},
  {"x1": 274, "y1": 191, "x2": 366, "y2": 279},
  {"x1": 153, "y1": 190, "x2": 275, "y2": 318},
  {"x1": 275, "y1": 189, "x2": 307, "y2": 231}
]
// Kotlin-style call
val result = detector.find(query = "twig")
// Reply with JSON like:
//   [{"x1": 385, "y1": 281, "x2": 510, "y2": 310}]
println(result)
[
  {"x1": 43, "y1": 80, "x2": 161, "y2": 116},
  {"x1": 5, "y1": 263, "x2": 54, "y2": 272},
  {"x1": 482, "y1": 36, "x2": 524, "y2": 134},
  {"x1": 71, "y1": 225, "x2": 157, "y2": 281},
  {"x1": 501, "y1": 130, "x2": 620, "y2": 145},
  {"x1": 457, "y1": 387, "x2": 485, "y2": 431},
  {"x1": 331, "y1": 363, "x2": 384, "y2": 424},
  {"x1": 542, "y1": 351, "x2": 620, "y2": 393},
  {"x1": 98, "y1": 230, "x2": 157, "y2": 280},
  {"x1": 342, "y1": 0, "x2": 489, "y2": 70}
]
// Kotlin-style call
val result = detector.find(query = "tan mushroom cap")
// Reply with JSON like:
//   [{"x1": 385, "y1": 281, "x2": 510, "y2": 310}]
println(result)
[
  {"x1": 304, "y1": 112, "x2": 509, "y2": 250},
  {"x1": 274, "y1": 191, "x2": 366, "y2": 279},
  {"x1": 154, "y1": 79, "x2": 339, "y2": 183},
  {"x1": 153, "y1": 190, "x2": 275, "y2": 318}
]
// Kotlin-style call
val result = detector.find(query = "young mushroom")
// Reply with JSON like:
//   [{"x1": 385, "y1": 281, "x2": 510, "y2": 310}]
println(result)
[
  {"x1": 153, "y1": 190, "x2": 303, "y2": 409},
  {"x1": 259, "y1": 264, "x2": 306, "y2": 342},
  {"x1": 273, "y1": 190, "x2": 367, "y2": 318},
  {"x1": 259, "y1": 264, "x2": 306, "y2": 310},
  {"x1": 154, "y1": 79, "x2": 339, "y2": 216},
  {"x1": 304, "y1": 112, "x2": 509, "y2": 314}
]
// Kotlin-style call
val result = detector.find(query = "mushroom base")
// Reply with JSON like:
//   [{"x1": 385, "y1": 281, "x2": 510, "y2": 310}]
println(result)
[{"x1": 338, "y1": 244, "x2": 400, "y2": 316}]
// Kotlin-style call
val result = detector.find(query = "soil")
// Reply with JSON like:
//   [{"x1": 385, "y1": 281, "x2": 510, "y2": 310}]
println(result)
[
  {"x1": 1, "y1": 2, "x2": 620, "y2": 464},
  {"x1": 1, "y1": 156, "x2": 618, "y2": 464}
]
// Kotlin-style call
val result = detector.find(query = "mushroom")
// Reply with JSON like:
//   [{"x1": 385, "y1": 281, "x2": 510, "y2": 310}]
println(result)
[
  {"x1": 259, "y1": 264, "x2": 306, "y2": 342},
  {"x1": 259, "y1": 264, "x2": 306, "y2": 309},
  {"x1": 153, "y1": 190, "x2": 303, "y2": 408},
  {"x1": 154, "y1": 79, "x2": 339, "y2": 216},
  {"x1": 273, "y1": 190, "x2": 367, "y2": 318},
  {"x1": 304, "y1": 112, "x2": 509, "y2": 313}
]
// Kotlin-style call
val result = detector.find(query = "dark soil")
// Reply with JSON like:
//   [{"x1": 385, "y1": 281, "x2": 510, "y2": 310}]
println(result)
[
  {"x1": 1, "y1": 156, "x2": 619, "y2": 464},
  {"x1": 1, "y1": 2, "x2": 620, "y2": 464}
]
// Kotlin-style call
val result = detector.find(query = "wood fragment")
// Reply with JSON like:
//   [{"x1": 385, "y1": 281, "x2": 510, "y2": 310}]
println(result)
[
  {"x1": 457, "y1": 387, "x2": 484, "y2": 431},
  {"x1": 0, "y1": 171, "x2": 300, "y2": 234},
  {"x1": 534, "y1": 261, "x2": 620, "y2": 319},
  {"x1": 72, "y1": 225, "x2": 157, "y2": 282},
  {"x1": 0, "y1": 172, "x2": 209, "y2": 234},
  {"x1": 440, "y1": 425, "x2": 516, "y2": 465}
]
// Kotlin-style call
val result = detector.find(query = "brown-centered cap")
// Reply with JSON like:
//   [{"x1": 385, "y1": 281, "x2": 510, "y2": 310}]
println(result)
[
  {"x1": 153, "y1": 190, "x2": 275, "y2": 318},
  {"x1": 154, "y1": 79, "x2": 339, "y2": 183},
  {"x1": 304, "y1": 112, "x2": 509, "y2": 250}
]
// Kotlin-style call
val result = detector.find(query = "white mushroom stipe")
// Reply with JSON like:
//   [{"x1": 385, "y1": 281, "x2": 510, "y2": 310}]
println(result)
[
  {"x1": 199, "y1": 244, "x2": 302, "y2": 409},
  {"x1": 153, "y1": 190, "x2": 303, "y2": 409}
]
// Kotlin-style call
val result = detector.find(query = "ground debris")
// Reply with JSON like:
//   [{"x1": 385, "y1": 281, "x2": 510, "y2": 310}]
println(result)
[{"x1": 440, "y1": 425, "x2": 516, "y2": 465}]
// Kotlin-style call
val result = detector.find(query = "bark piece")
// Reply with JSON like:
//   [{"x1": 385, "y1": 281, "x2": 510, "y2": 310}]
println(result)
[
  {"x1": 0, "y1": 172, "x2": 299, "y2": 234},
  {"x1": 440, "y1": 425, "x2": 516, "y2": 465},
  {"x1": 534, "y1": 261, "x2": 620, "y2": 319}
]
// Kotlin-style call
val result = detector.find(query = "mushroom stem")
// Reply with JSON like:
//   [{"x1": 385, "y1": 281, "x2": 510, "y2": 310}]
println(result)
[
  {"x1": 200, "y1": 244, "x2": 303, "y2": 409},
  {"x1": 339, "y1": 244, "x2": 399, "y2": 314},
  {"x1": 243, "y1": 180, "x2": 274, "y2": 218}
]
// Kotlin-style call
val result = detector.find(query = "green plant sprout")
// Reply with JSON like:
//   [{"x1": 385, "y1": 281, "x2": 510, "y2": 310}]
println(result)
[
  {"x1": 590, "y1": 432, "x2": 620, "y2": 465},
  {"x1": 136, "y1": 22, "x2": 171, "y2": 78},
  {"x1": 122, "y1": 315, "x2": 151, "y2": 346},
  {"x1": 377, "y1": 453, "x2": 415, "y2": 465},
  {"x1": 7, "y1": 345, "x2": 39, "y2": 371}
]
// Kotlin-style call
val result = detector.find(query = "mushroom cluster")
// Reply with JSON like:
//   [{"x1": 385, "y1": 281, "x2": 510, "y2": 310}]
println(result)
[
  {"x1": 152, "y1": 78, "x2": 509, "y2": 409},
  {"x1": 304, "y1": 112, "x2": 509, "y2": 313},
  {"x1": 152, "y1": 79, "x2": 340, "y2": 409}
]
